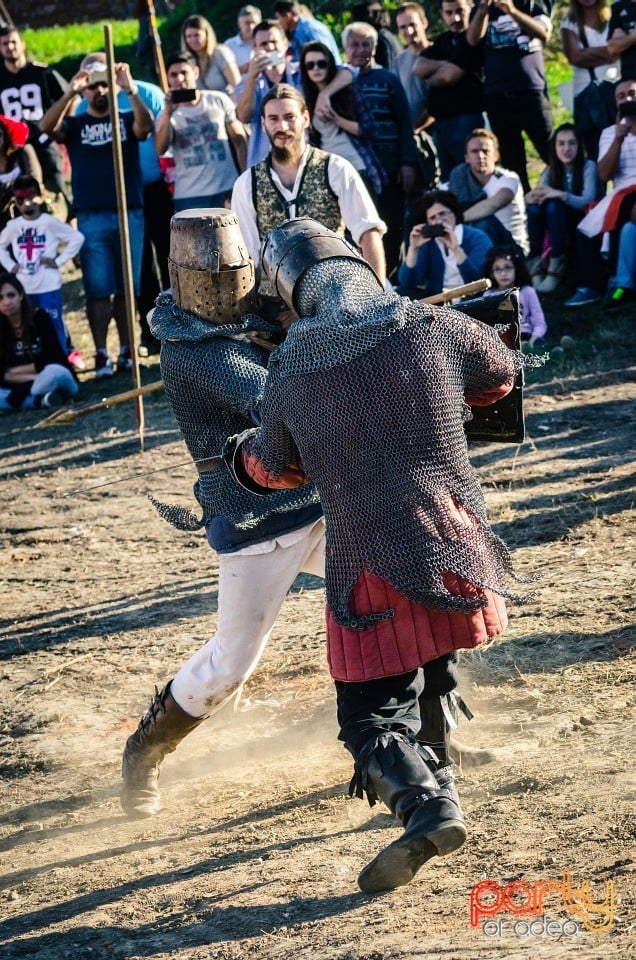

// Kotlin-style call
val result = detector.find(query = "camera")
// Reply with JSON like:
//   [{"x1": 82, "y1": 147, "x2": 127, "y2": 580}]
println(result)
[
  {"x1": 267, "y1": 52, "x2": 286, "y2": 66},
  {"x1": 171, "y1": 88, "x2": 197, "y2": 103},
  {"x1": 618, "y1": 100, "x2": 636, "y2": 119},
  {"x1": 419, "y1": 224, "x2": 447, "y2": 239},
  {"x1": 86, "y1": 68, "x2": 108, "y2": 86}
]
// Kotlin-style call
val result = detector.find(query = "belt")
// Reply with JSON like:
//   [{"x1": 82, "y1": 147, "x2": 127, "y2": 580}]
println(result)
[{"x1": 196, "y1": 456, "x2": 224, "y2": 474}]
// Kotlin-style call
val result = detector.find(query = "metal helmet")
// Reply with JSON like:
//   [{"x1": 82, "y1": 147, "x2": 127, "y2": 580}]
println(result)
[
  {"x1": 261, "y1": 217, "x2": 383, "y2": 313},
  {"x1": 168, "y1": 208, "x2": 257, "y2": 325}
]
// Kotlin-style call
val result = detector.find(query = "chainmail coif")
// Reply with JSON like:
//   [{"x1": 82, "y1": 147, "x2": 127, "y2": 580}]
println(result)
[
  {"x1": 148, "y1": 293, "x2": 320, "y2": 531},
  {"x1": 252, "y1": 260, "x2": 544, "y2": 629}
]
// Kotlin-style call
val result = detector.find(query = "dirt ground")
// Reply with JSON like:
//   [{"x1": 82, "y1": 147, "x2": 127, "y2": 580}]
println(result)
[{"x1": 0, "y1": 284, "x2": 634, "y2": 960}]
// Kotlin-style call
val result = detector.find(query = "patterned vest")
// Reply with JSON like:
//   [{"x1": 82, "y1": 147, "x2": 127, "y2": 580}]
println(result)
[{"x1": 251, "y1": 147, "x2": 343, "y2": 296}]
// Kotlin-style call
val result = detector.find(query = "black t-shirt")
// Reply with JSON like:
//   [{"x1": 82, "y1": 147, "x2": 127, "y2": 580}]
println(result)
[
  {"x1": 0, "y1": 60, "x2": 66, "y2": 122},
  {"x1": 0, "y1": 307, "x2": 69, "y2": 383},
  {"x1": 0, "y1": 60, "x2": 68, "y2": 180},
  {"x1": 61, "y1": 111, "x2": 144, "y2": 212},
  {"x1": 470, "y1": 0, "x2": 551, "y2": 94},
  {"x1": 609, "y1": 0, "x2": 636, "y2": 78},
  {"x1": 425, "y1": 32, "x2": 484, "y2": 120}
]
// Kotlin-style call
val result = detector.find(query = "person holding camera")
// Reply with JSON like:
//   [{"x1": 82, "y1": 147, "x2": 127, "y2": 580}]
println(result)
[
  {"x1": 397, "y1": 189, "x2": 492, "y2": 297},
  {"x1": 40, "y1": 58, "x2": 153, "y2": 378},
  {"x1": 235, "y1": 19, "x2": 302, "y2": 167},
  {"x1": 154, "y1": 53, "x2": 247, "y2": 213}
]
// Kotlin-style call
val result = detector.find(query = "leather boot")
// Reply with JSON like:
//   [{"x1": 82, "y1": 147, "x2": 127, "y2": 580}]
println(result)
[
  {"x1": 418, "y1": 691, "x2": 473, "y2": 805},
  {"x1": 121, "y1": 682, "x2": 204, "y2": 818},
  {"x1": 353, "y1": 734, "x2": 466, "y2": 894}
]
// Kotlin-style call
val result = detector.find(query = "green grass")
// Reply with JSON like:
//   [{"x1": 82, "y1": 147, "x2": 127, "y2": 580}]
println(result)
[{"x1": 23, "y1": 20, "x2": 148, "y2": 82}]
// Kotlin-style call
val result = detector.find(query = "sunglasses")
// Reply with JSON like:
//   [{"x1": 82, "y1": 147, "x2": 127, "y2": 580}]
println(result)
[
  {"x1": 304, "y1": 58, "x2": 328, "y2": 70},
  {"x1": 86, "y1": 81, "x2": 108, "y2": 91}
]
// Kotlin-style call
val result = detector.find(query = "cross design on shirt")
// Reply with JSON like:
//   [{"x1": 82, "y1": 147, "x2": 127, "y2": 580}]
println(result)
[{"x1": 18, "y1": 230, "x2": 46, "y2": 262}]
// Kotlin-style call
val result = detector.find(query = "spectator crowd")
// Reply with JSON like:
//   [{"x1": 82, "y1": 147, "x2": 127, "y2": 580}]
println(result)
[{"x1": 1, "y1": 0, "x2": 635, "y2": 409}]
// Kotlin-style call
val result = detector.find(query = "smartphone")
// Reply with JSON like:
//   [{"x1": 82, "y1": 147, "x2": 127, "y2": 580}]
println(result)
[
  {"x1": 86, "y1": 68, "x2": 108, "y2": 85},
  {"x1": 618, "y1": 100, "x2": 636, "y2": 119},
  {"x1": 171, "y1": 88, "x2": 197, "y2": 103},
  {"x1": 419, "y1": 224, "x2": 447, "y2": 239},
  {"x1": 267, "y1": 52, "x2": 286, "y2": 66}
]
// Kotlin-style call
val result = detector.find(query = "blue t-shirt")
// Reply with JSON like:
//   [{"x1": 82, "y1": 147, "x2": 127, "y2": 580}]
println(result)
[
  {"x1": 290, "y1": 17, "x2": 341, "y2": 63},
  {"x1": 62, "y1": 110, "x2": 144, "y2": 212},
  {"x1": 74, "y1": 80, "x2": 164, "y2": 186}
]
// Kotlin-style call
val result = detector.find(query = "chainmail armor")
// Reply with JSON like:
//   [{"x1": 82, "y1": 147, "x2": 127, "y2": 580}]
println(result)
[
  {"x1": 252, "y1": 261, "x2": 544, "y2": 628},
  {"x1": 148, "y1": 293, "x2": 320, "y2": 531}
]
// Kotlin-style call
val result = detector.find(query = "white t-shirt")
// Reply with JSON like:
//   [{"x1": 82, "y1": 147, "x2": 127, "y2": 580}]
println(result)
[
  {"x1": 560, "y1": 17, "x2": 620, "y2": 97},
  {"x1": 312, "y1": 115, "x2": 365, "y2": 171},
  {"x1": 0, "y1": 213, "x2": 84, "y2": 294},
  {"x1": 162, "y1": 91, "x2": 239, "y2": 200},
  {"x1": 598, "y1": 125, "x2": 636, "y2": 188},
  {"x1": 483, "y1": 168, "x2": 529, "y2": 253},
  {"x1": 435, "y1": 224, "x2": 465, "y2": 290}
]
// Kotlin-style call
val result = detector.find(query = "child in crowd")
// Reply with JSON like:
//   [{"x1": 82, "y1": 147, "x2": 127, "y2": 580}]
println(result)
[
  {"x1": 0, "y1": 273, "x2": 78, "y2": 412},
  {"x1": 483, "y1": 245, "x2": 548, "y2": 349},
  {"x1": 0, "y1": 176, "x2": 85, "y2": 369}
]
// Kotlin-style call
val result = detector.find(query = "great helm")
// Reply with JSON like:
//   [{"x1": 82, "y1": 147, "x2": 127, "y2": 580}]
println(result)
[
  {"x1": 261, "y1": 217, "x2": 383, "y2": 313},
  {"x1": 168, "y1": 208, "x2": 257, "y2": 324}
]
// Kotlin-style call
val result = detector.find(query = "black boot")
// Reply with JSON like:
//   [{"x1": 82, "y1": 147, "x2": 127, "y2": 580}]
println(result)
[
  {"x1": 353, "y1": 733, "x2": 466, "y2": 894},
  {"x1": 417, "y1": 691, "x2": 472, "y2": 805},
  {"x1": 121, "y1": 682, "x2": 204, "y2": 818}
]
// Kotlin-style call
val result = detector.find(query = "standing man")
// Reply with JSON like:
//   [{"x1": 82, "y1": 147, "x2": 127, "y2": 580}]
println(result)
[
  {"x1": 0, "y1": 25, "x2": 70, "y2": 209},
  {"x1": 394, "y1": 2, "x2": 430, "y2": 128},
  {"x1": 224, "y1": 5, "x2": 262, "y2": 75},
  {"x1": 154, "y1": 54, "x2": 246, "y2": 212},
  {"x1": 608, "y1": 0, "x2": 636, "y2": 77},
  {"x1": 230, "y1": 216, "x2": 540, "y2": 893},
  {"x1": 235, "y1": 19, "x2": 302, "y2": 167},
  {"x1": 40, "y1": 61, "x2": 153, "y2": 377},
  {"x1": 466, "y1": 0, "x2": 554, "y2": 193},
  {"x1": 74, "y1": 51, "x2": 172, "y2": 357},
  {"x1": 413, "y1": 0, "x2": 485, "y2": 180},
  {"x1": 273, "y1": 1, "x2": 341, "y2": 63},
  {"x1": 231, "y1": 83, "x2": 386, "y2": 307},
  {"x1": 342, "y1": 21, "x2": 417, "y2": 275}
]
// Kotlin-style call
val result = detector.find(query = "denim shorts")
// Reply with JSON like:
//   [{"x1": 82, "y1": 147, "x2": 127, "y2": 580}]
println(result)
[{"x1": 77, "y1": 209, "x2": 144, "y2": 299}]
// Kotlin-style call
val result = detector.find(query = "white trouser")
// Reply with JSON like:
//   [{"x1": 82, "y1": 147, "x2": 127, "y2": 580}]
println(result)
[{"x1": 171, "y1": 518, "x2": 326, "y2": 718}]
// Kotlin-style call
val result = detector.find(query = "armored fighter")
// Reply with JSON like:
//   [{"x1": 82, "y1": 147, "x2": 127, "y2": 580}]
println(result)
[
  {"x1": 120, "y1": 209, "x2": 325, "y2": 818},
  {"x1": 228, "y1": 217, "x2": 543, "y2": 893}
]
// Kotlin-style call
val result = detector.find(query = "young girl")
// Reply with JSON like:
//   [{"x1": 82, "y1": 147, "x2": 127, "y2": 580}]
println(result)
[
  {"x1": 0, "y1": 273, "x2": 78, "y2": 412},
  {"x1": 483, "y1": 246, "x2": 547, "y2": 348},
  {"x1": 525, "y1": 123, "x2": 601, "y2": 293}
]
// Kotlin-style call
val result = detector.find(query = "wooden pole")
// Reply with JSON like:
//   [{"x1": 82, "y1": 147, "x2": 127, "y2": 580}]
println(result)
[
  {"x1": 104, "y1": 24, "x2": 145, "y2": 450},
  {"x1": 0, "y1": 1, "x2": 14, "y2": 27},
  {"x1": 34, "y1": 381, "x2": 164, "y2": 428},
  {"x1": 420, "y1": 278, "x2": 491, "y2": 305},
  {"x1": 146, "y1": 0, "x2": 168, "y2": 92}
]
